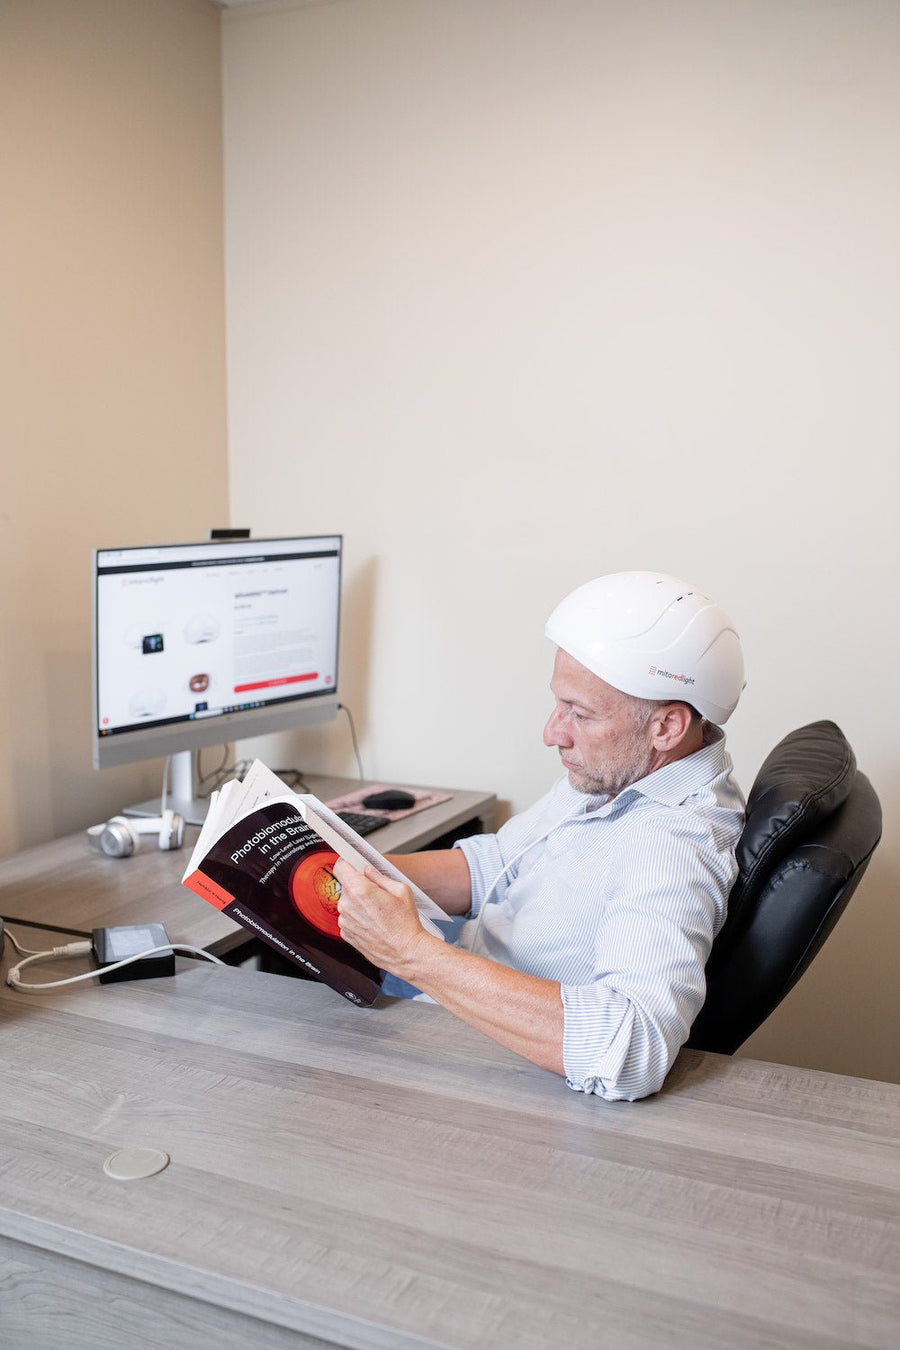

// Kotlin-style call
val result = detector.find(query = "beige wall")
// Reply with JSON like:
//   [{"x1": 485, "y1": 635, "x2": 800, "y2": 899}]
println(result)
[
  {"x1": 223, "y1": 0, "x2": 900, "y2": 1084},
  {"x1": 0, "y1": 0, "x2": 229, "y2": 852}
]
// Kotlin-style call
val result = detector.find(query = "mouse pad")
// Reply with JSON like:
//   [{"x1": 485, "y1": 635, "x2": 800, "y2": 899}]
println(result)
[{"x1": 325, "y1": 784, "x2": 452, "y2": 822}]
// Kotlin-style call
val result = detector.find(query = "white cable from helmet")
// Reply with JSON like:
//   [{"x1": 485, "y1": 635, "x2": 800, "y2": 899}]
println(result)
[{"x1": 463, "y1": 803, "x2": 587, "y2": 953}]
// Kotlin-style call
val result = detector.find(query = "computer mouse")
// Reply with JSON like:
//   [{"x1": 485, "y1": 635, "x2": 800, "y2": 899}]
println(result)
[{"x1": 361, "y1": 789, "x2": 417, "y2": 811}]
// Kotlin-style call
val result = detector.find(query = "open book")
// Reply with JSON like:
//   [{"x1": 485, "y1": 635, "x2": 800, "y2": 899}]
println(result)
[{"x1": 182, "y1": 761, "x2": 447, "y2": 1006}]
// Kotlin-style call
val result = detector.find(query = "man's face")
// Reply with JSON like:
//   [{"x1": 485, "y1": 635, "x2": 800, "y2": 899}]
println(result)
[{"x1": 543, "y1": 648, "x2": 658, "y2": 798}]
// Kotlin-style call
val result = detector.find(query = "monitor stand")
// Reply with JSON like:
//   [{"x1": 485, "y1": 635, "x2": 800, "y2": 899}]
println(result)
[{"x1": 121, "y1": 750, "x2": 210, "y2": 827}]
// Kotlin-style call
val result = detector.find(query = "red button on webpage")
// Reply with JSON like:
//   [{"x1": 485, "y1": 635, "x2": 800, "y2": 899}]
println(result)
[{"x1": 233, "y1": 672, "x2": 319, "y2": 694}]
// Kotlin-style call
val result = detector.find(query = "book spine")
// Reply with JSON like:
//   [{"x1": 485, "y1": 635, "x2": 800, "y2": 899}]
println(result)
[{"x1": 223, "y1": 900, "x2": 329, "y2": 983}]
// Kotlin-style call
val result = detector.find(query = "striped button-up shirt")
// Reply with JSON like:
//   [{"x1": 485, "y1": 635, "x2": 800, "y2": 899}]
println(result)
[{"x1": 455, "y1": 727, "x2": 745, "y2": 1101}]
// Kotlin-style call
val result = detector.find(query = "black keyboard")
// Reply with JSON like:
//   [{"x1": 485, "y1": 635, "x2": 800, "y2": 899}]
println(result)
[{"x1": 336, "y1": 810, "x2": 388, "y2": 837}]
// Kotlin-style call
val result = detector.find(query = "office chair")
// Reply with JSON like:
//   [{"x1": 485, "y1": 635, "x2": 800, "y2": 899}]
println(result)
[{"x1": 687, "y1": 720, "x2": 882, "y2": 1055}]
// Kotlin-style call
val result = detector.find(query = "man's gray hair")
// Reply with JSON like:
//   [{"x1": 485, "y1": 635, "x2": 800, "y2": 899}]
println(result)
[{"x1": 627, "y1": 695, "x2": 702, "y2": 732}]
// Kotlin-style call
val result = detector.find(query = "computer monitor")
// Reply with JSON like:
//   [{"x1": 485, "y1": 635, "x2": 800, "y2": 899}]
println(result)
[{"x1": 92, "y1": 535, "x2": 342, "y2": 822}]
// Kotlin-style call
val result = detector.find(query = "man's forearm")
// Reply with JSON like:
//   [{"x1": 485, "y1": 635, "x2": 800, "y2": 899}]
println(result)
[
  {"x1": 388, "y1": 849, "x2": 473, "y2": 916},
  {"x1": 400, "y1": 933, "x2": 566, "y2": 1076},
  {"x1": 334, "y1": 858, "x2": 565, "y2": 1077}
]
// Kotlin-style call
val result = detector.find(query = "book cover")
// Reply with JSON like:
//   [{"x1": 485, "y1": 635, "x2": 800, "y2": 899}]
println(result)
[{"x1": 183, "y1": 799, "x2": 383, "y2": 1005}]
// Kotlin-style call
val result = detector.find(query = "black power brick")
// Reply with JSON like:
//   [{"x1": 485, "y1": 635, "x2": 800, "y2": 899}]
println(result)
[{"x1": 92, "y1": 923, "x2": 176, "y2": 984}]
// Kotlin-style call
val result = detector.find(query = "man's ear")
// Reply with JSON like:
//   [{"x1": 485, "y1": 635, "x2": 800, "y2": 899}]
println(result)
[{"x1": 648, "y1": 702, "x2": 695, "y2": 752}]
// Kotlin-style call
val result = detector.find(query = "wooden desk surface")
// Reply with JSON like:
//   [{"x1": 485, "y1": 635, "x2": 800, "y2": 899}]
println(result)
[
  {"x1": 0, "y1": 776, "x2": 495, "y2": 957},
  {"x1": 1, "y1": 953, "x2": 898, "y2": 1349}
]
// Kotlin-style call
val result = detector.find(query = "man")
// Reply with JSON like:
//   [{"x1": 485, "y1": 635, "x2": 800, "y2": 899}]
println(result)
[{"x1": 335, "y1": 571, "x2": 746, "y2": 1101}]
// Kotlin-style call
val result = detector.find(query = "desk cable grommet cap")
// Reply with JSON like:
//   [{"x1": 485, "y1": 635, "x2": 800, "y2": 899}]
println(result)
[{"x1": 103, "y1": 1146, "x2": 170, "y2": 1181}]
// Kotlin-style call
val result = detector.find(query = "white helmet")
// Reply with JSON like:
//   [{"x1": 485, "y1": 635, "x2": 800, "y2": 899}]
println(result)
[{"x1": 545, "y1": 571, "x2": 745, "y2": 724}]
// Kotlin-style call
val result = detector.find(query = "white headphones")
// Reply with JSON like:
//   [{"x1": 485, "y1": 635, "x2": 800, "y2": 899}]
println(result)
[{"x1": 86, "y1": 809, "x2": 185, "y2": 858}]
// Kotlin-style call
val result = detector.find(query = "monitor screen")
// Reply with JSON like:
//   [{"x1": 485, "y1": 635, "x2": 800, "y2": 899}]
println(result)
[{"x1": 92, "y1": 535, "x2": 342, "y2": 773}]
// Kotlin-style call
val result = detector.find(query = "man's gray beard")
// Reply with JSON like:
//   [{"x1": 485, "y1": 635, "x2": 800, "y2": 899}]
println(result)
[{"x1": 573, "y1": 739, "x2": 658, "y2": 799}]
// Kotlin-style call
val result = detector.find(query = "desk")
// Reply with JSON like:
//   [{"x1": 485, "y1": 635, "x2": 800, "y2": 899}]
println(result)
[
  {"x1": 0, "y1": 775, "x2": 495, "y2": 958},
  {"x1": 1, "y1": 955, "x2": 898, "y2": 1349}
]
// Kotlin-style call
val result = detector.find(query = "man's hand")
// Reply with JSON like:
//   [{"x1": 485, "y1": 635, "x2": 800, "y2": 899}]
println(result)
[{"x1": 334, "y1": 860, "x2": 436, "y2": 978}]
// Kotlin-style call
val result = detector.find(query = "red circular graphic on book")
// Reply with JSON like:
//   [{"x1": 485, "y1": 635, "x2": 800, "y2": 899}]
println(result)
[{"x1": 289, "y1": 849, "x2": 342, "y2": 938}]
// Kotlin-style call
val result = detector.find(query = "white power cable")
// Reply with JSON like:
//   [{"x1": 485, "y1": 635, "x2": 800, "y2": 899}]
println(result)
[
  {"x1": 3, "y1": 926, "x2": 48, "y2": 957},
  {"x1": 6, "y1": 937, "x2": 226, "y2": 992}
]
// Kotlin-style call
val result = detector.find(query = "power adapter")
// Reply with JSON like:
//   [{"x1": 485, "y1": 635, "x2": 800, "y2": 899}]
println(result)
[{"x1": 92, "y1": 924, "x2": 175, "y2": 984}]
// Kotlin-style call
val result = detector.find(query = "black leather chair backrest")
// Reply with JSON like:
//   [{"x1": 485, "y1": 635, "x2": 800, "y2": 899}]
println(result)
[{"x1": 687, "y1": 721, "x2": 882, "y2": 1055}]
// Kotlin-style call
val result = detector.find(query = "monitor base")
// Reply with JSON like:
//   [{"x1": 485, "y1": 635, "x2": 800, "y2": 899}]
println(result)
[
  {"x1": 122, "y1": 796, "x2": 209, "y2": 828},
  {"x1": 120, "y1": 750, "x2": 207, "y2": 826}
]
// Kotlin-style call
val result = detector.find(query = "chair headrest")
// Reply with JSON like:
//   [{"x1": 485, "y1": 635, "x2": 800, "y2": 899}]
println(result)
[{"x1": 730, "y1": 720, "x2": 856, "y2": 915}]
